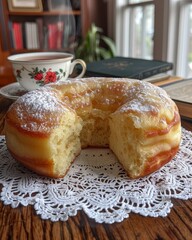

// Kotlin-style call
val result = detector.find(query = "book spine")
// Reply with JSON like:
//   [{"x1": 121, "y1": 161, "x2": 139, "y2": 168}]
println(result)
[
  {"x1": 36, "y1": 18, "x2": 44, "y2": 49},
  {"x1": 56, "y1": 21, "x2": 64, "y2": 49},
  {"x1": 18, "y1": 23, "x2": 23, "y2": 49},
  {"x1": 12, "y1": 22, "x2": 23, "y2": 50},
  {"x1": 137, "y1": 65, "x2": 173, "y2": 80},
  {"x1": 25, "y1": 22, "x2": 33, "y2": 49},
  {"x1": 12, "y1": 22, "x2": 17, "y2": 49},
  {"x1": 31, "y1": 22, "x2": 39, "y2": 49},
  {"x1": 8, "y1": 22, "x2": 14, "y2": 49},
  {"x1": 48, "y1": 23, "x2": 54, "y2": 49},
  {"x1": 21, "y1": 22, "x2": 26, "y2": 49}
]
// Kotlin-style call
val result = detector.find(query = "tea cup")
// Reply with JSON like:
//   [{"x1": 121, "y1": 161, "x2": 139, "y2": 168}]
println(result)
[{"x1": 8, "y1": 52, "x2": 86, "y2": 91}]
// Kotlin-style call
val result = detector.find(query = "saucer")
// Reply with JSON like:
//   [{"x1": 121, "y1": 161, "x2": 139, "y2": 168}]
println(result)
[{"x1": 0, "y1": 82, "x2": 28, "y2": 100}]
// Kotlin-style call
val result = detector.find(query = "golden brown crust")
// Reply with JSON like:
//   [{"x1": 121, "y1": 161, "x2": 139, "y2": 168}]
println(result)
[
  {"x1": 9, "y1": 150, "x2": 55, "y2": 177},
  {"x1": 145, "y1": 111, "x2": 180, "y2": 138},
  {"x1": 8, "y1": 149, "x2": 80, "y2": 178},
  {"x1": 138, "y1": 146, "x2": 179, "y2": 178}
]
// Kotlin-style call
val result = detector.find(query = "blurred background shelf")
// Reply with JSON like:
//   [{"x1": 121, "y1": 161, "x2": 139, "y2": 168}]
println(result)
[{"x1": 0, "y1": 0, "x2": 108, "y2": 86}]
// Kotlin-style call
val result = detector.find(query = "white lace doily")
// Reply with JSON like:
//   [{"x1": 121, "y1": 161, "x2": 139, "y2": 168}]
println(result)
[{"x1": 0, "y1": 128, "x2": 192, "y2": 224}]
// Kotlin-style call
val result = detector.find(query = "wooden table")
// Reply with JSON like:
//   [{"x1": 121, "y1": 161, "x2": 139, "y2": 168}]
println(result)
[{"x1": 0, "y1": 95, "x2": 192, "y2": 240}]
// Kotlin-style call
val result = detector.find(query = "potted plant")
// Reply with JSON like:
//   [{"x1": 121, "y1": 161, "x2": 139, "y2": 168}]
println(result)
[{"x1": 75, "y1": 23, "x2": 116, "y2": 63}]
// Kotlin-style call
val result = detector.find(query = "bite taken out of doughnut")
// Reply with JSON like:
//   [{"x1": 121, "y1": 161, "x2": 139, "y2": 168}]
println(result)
[{"x1": 5, "y1": 78, "x2": 181, "y2": 178}]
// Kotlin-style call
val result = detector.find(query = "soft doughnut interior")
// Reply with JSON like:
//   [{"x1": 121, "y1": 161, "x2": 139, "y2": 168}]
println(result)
[
  {"x1": 6, "y1": 109, "x2": 82, "y2": 177},
  {"x1": 109, "y1": 110, "x2": 181, "y2": 178}
]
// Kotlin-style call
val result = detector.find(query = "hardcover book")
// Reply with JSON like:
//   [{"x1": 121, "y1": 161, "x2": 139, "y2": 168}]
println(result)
[
  {"x1": 162, "y1": 78, "x2": 192, "y2": 120},
  {"x1": 85, "y1": 57, "x2": 173, "y2": 80}
]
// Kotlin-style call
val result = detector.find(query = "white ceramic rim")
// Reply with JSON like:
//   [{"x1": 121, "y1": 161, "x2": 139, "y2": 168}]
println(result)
[{"x1": 7, "y1": 52, "x2": 74, "y2": 63}]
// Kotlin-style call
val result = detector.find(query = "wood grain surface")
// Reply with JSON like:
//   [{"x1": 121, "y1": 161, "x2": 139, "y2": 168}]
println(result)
[{"x1": 0, "y1": 95, "x2": 192, "y2": 240}]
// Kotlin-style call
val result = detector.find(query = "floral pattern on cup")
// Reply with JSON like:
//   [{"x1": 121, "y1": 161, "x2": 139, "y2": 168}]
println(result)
[{"x1": 16, "y1": 66, "x2": 66, "y2": 87}]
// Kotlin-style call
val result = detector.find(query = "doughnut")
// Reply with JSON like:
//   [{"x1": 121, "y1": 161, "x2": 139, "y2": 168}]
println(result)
[{"x1": 5, "y1": 78, "x2": 181, "y2": 178}]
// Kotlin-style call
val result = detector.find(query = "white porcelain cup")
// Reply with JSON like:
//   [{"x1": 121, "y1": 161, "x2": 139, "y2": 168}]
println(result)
[{"x1": 8, "y1": 52, "x2": 86, "y2": 91}]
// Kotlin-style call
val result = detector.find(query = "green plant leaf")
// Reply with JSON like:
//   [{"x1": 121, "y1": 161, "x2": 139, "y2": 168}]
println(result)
[
  {"x1": 99, "y1": 47, "x2": 113, "y2": 59},
  {"x1": 101, "y1": 36, "x2": 116, "y2": 56}
]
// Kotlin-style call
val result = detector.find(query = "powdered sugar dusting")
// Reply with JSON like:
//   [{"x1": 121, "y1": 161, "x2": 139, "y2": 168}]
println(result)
[
  {"x1": 8, "y1": 87, "x2": 69, "y2": 134},
  {"x1": 19, "y1": 89, "x2": 62, "y2": 111},
  {"x1": 117, "y1": 80, "x2": 174, "y2": 114},
  {"x1": 7, "y1": 77, "x2": 176, "y2": 134}
]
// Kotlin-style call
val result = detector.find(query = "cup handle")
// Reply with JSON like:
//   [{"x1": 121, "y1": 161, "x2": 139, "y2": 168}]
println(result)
[{"x1": 69, "y1": 59, "x2": 86, "y2": 78}]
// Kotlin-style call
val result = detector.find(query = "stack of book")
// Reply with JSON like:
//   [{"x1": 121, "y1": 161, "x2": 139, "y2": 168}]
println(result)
[
  {"x1": 85, "y1": 57, "x2": 173, "y2": 80},
  {"x1": 9, "y1": 17, "x2": 76, "y2": 50},
  {"x1": 161, "y1": 78, "x2": 192, "y2": 120}
]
